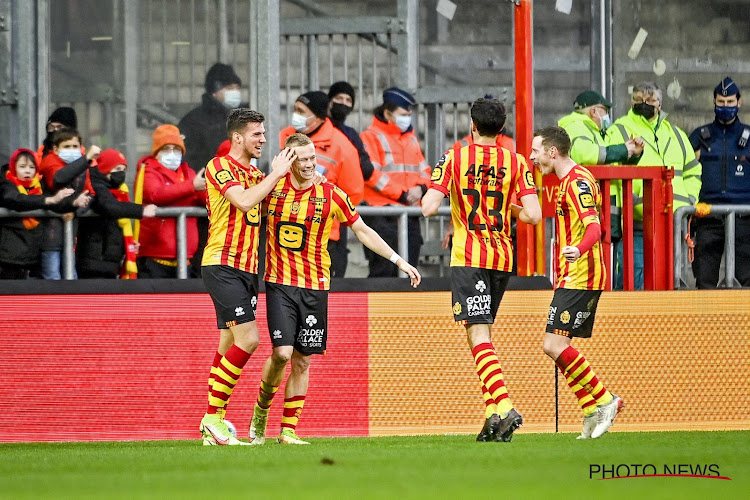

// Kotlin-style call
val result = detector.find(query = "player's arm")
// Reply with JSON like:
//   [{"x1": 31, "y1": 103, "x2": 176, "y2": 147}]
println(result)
[
  {"x1": 420, "y1": 188, "x2": 445, "y2": 217},
  {"x1": 349, "y1": 217, "x2": 421, "y2": 288},
  {"x1": 562, "y1": 217, "x2": 601, "y2": 262},
  {"x1": 223, "y1": 148, "x2": 295, "y2": 212},
  {"x1": 511, "y1": 193, "x2": 542, "y2": 225}
]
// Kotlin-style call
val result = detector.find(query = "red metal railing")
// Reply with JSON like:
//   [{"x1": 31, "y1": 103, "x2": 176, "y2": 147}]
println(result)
[{"x1": 541, "y1": 166, "x2": 675, "y2": 291}]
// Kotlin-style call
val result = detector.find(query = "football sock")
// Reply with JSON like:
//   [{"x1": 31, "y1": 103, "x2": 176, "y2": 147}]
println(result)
[
  {"x1": 472, "y1": 343, "x2": 513, "y2": 418},
  {"x1": 256, "y1": 380, "x2": 279, "y2": 410},
  {"x1": 208, "y1": 351, "x2": 222, "y2": 396},
  {"x1": 207, "y1": 344, "x2": 251, "y2": 415},
  {"x1": 280, "y1": 396, "x2": 306, "y2": 431},
  {"x1": 556, "y1": 345, "x2": 613, "y2": 416},
  {"x1": 480, "y1": 384, "x2": 498, "y2": 418}
]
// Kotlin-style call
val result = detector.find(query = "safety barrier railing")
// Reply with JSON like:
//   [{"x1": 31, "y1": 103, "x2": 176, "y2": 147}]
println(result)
[
  {"x1": 673, "y1": 204, "x2": 750, "y2": 289},
  {"x1": 542, "y1": 165, "x2": 675, "y2": 291},
  {"x1": 0, "y1": 205, "x2": 451, "y2": 280}
]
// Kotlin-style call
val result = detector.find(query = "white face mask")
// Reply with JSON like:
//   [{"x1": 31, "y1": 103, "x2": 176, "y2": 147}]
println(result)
[
  {"x1": 394, "y1": 115, "x2": 412, "y2": 133},
  {"x1": 291, "y1": 112, "x2": 313, "y2": 132},
  {"x1": 598, "y1": 110, "x2": 612, "y2": 132},
  {"x1": 222, "y1": 89, "x2": 242, "y2": 109},
  {"x1": 159, "y1": 151, "x2": 182, "y2": 171},
  {"x1": 58, "y1": 148, "x2": 83, "y2": 164}
]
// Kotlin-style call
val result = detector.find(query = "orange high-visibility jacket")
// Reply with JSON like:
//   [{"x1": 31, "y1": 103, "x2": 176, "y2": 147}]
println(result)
[{"x1": 360, "y1": 116, "x2": 430, "y2": 206}]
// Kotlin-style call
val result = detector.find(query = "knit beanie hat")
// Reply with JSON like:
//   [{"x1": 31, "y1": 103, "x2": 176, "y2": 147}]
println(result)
[
  {"x1": 151, "y1": 124, "x2": 185, "y2": 156},
  {"x1": 328, "y1": 81, "x2": 355, "y2": 105},
  {"x1": 297, "y1": 91, "x2": 329, "y2": 119},
  {"x1": 47, "y1": 107, "x2": 78, "y2": 129},
  {"x1": 96, "y1": 149, "x2": 127, "y2": 174},
  {"x1": 205, "y1": 63, "x2": 242, "y2": 94}
]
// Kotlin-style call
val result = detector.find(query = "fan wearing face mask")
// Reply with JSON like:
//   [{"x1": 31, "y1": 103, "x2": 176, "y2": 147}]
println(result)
[
  {"x1": 179, "y1": 63, "x2": 244, "y2": 278},
  {"x1": 607, "y1": 81, "x2": 702, "y2": 290},
  {"x1": 359, "y1": 87, "x2": 431, "y2": 277},
  {"x1": 76, "y1": 149, "x2": 157, "y2": 279},
  {"x1": 688, "y1": 76, "x2": 750, "y2": 288},
  {"x1": 558, "y1": 90, "x2": 645, "y2": 288},
  {"x1": 134, "y1": 124, "x2": 207, "y2": 278},
  {"x1": 37, "y1": 128, "x2": 98, "y2": 279}
]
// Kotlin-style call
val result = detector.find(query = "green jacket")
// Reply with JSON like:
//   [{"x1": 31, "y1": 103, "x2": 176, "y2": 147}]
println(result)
[{"x1": 607, "y1": 109, "x2": 702, "y2": 221}]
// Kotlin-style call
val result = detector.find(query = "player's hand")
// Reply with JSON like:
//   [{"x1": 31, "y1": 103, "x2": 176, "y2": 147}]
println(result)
[
  {"x1": 397, "y1": 259, "x2": 421, "y2": 288},
  {"x1": 562, "y1": 245, "x2": 581, "y2": 262},
  {"x1": 312, "y1": 171, "x2": 327, "y2": 185},
  {"x1": 86, "y1": 145, "x2": 101, "y2": 161},
  {"x1": 271, "y1": 148, "x2": 296, "y2": 177},
  {"x1": 193, "y1": 169, "x2": 207, "y2": 191},
  {"x1": 441, "y1": 227, "x2": 453, "y2": 250},
  {"x1": 142, "y1": 204, "x2": 158, "y2": 217},
  {"x1": 46, "y1": 187, "x2": 75, "y2": 205}
]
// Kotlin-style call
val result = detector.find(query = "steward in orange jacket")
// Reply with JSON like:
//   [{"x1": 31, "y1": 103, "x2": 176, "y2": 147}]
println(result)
[
  {"x1": 280, "y1": 91, "x2": 364, "y2": 276},
  {"x1": 359, "y1": 87, "x2": 430, "y2": 276}
]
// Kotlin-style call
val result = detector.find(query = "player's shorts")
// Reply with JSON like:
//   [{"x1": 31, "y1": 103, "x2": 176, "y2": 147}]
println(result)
[
  {"x1": 202, "y1": 264, "x2": 258, "y2": 329},
  {"x1": 545, "y1": 288, "x2": 602, "y2": 339},
  {"x1": 451, "y1": 267, "x2": 512, "y2": 325},
  {"x1": 265, "y1": 281, "x2": 328, "y2": 355}
]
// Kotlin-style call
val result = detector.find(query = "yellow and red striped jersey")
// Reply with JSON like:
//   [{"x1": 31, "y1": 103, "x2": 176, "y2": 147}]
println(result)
[
  {"x1": 430, "y1": 144, "x2": 536, "y2": 270},
  {"x1": 202, "y1": 155, "x2": 265, "y2": 273},
  {"x1": 554, "y1": 165, "x2": 606, "y2": 290},
  {"x1": 264, "y1": 177, "x2": 359, "y2": 290}
]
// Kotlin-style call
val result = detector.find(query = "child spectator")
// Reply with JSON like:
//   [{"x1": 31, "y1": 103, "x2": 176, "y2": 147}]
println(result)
[
  {"x1": 76, "y1": 149, "x2": 157, "y2": 279},
  {"x1": 134, "y1": 124, "x2": 206, "y2": 278},
  {"x1": 37, "y1": 128, "x2": 96, "y2": 279},
  {"x1": 0, "y1": 149, "x2": 76, "y2": 279}
]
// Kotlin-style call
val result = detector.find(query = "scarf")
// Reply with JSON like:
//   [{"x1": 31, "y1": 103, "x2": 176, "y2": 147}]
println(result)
[
  {"x1": 5, "y1": 170, "x2": 43, "y2": 230},
  {"x1": 110, "y1": 183, "x2": 138, "y2": 279}
]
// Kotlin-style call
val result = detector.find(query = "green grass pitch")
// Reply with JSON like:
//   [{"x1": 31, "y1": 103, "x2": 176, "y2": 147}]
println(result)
[{"x1": 1, "y1": 431, "x2": 747, "y2": 498}]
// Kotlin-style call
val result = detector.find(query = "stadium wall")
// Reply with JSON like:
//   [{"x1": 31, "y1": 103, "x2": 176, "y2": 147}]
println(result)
[{"x1": 0, "y1": 290, "x2": 748, "y2": 442}]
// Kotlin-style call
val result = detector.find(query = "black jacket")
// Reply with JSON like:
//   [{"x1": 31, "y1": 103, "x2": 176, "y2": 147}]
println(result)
[
  {"x1": 0, "y1": 166, "x2": 73, "y2": 266},
  {"x1": 76, "y1": 168, "x2": 145, "y2": 278},
  {"x1": 331, "y1": 119, "x2": 375, "y2": 181},
  {"x1": 178, "y1": 93, "x2": 232, "y2": 173}
]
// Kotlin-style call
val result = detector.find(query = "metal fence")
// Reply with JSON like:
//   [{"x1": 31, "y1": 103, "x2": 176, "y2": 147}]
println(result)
[{"x1": 673, "y1": 204, "x2": 750, "y2": 289}]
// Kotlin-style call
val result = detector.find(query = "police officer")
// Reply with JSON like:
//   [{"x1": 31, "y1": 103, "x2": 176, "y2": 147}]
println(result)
[{"x1": 689, "y1": 77, "x2": 750, "y2": 288}]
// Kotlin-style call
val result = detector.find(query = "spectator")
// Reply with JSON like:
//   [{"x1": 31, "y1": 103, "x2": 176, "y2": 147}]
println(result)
[
  {"x1": 37, "y1": 128, "x2": 97, "y2": 279},
  {"x1": 689, "y1": 77, "x2": 750, "y2": 288},
  {"x1": 607, "y1": 82, "x2": 701, "y2": 289},
  {"x1": 36, "y1": 106, "x2": 78, "y2": 164},
  {"x1": 0, "y1": 149, "x2": 75, "y2": 279},
  {"x1": 280, "y1": 91, "x2": 364, "y2": 277},
  {"x1": 179, "y1": 63, "x2": 243, "y2": 278},
  {"x1": 326, "y1": 81, "x2": 384, "y2": 277},
  {"x1": 135, "y1": 124, "x2": 206, "y2": 278},
  {"x1": 76, "y1": 149, "x2": 157, "y2": 279},
  {"x1": 559, "y1": 90, "x2": 643, "y2": 289},
  {"x1": 360, "y1": 87, "x2": 431, "y2": 276}
]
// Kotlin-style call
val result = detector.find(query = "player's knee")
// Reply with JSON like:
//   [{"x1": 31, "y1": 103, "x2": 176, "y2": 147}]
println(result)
[
  {"x1": 236, "y1": 337, "x2": 260, "y2": 354},
  {"x1": 271, "y1": 350, "x2": 292, "y2": 365}
]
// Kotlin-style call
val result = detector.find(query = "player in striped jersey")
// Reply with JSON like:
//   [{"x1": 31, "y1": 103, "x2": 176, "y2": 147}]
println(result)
[
  {"x1": 199, "y1": 109, "x2": 298, "y2": 446},
  {"x1": 422, "y1": 97, "x2": 541, "y2": 443},
  {"x1": 530, "y1": 126, "x2": 623, "y2": 439},
  {"x1": 248, "y1": 133, "x2": 421, "y2": 445}
]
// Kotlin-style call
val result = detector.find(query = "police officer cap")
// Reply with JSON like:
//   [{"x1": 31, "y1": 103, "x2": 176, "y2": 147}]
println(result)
[
  {"x1": 714, "y1": 77, "x2": 741, "y2": 98},
  {"x1": 573, "y1": 90, "x2": 613, "y2": 110},
  {"x1": 383, "y1": 87, "x2": 416, "y2": 110}
]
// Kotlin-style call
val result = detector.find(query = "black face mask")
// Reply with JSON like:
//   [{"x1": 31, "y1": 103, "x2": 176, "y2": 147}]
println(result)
[
  {"x1": 632, "y1": 102, "x2": 656, "y2": 119},
  {"x1": 330, "y1": 103, "x2": 353, "y2": 123},
  {"x1": 109, "y1": 171, "x2": 126, "y2": 187}
]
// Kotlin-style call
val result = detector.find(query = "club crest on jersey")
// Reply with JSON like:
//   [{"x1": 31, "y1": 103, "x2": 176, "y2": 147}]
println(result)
[
  {"x1": 291, "y1": 200, "x2": 301, "y2": 214},
  {"x1": 560, "y1": 310, "x2": 571, "y2": 324},
  {"x1": 453, "y1": 302, "x2": 462, "y2": 315}
]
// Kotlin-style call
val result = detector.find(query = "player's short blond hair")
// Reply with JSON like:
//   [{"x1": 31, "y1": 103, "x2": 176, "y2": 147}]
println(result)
[{"x1": 284, "y1": 132, "x2": 313, "y2": 149}]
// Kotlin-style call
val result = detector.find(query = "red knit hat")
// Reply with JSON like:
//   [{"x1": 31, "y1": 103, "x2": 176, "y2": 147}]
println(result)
[
  {"x1": 96, "y1": 149, "x2": 127, "y2": 174},
  {"x1": 215, "y1": 139, "x2": 231, "y2": 157},
  {"x1": 151, "y1": 124, "x2": 186, "y2": 156}
]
